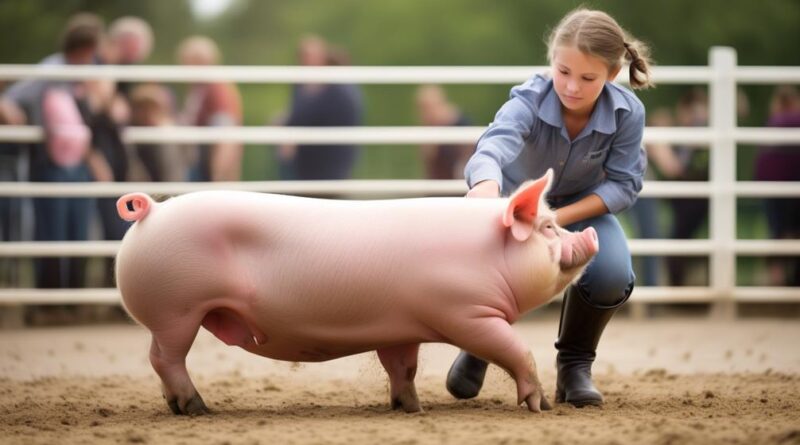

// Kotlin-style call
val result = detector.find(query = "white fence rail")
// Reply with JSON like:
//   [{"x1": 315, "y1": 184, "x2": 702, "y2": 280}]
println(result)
[
  {"x1": 0, "y1": 46, "x2": 799, "y2": 311},
  {"x1": 1, "y1": 125, "x2": 800, "y2": 145}
]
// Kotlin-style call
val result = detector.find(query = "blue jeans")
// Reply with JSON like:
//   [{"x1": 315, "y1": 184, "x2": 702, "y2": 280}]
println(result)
[
  {"x1": 32, "y1": 162, "x2": 93, "y2": 288},
  {"x1": 564, "y1": 213, "x2": 635, "y2": 307}
]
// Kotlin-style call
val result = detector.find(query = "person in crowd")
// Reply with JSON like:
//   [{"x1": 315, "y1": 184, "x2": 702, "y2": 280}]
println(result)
[
  {"x1": 0, "y1": 96, "x2": 27, "y2": 238},
  {"x1": 3, "y1": 12, "x2": 102, "y2": 122},
  {"x1": 624, "y1": 108, "x2": 676, "y2": 287},
  {"x1": 97, "y1": 16, "x2": 154, "y2": 101},
  {"x1": 445, "y1": 8, "x2": 653, "y2": 408},
  {"x1": 415, "y1": 84, "x2": 474, "y2": 180},
  {"x1": 0, "y1": 96, "x2": 27, "y2": 286},
  {"x1": 177, "y1": 36, "x2": 243, "y2": 182},
  {"x1": 74, "y1": 79, "x2": 133, "y2": 287},
  {"x1": 100, "y1": 17, "x2": 154, "y2": 64},
  {"x1": 129, "y1": 83, "x2": 190, "y2": 182},
  {"x1": 755, "y1": 85, "x2": 800, "y2": 286},
  {"x1": 2, "y1": 13, "x2": 104, "y2": 289},
  {"x1": 663, "y1": 88, "x2": 710, "y2": 286},
  {"x1": 279, "y1": 35, "x2": 363, "y2": 181}
]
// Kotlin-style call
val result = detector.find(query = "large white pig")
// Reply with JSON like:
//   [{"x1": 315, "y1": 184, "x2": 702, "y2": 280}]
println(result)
[{"x1": 115, "y1": 169, "x2": 598, "y2": 415}]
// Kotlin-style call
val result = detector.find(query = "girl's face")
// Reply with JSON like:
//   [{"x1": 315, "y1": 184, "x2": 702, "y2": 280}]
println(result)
[{"x1": 551, "y1": 45, "x2": 619, "y2": 116}]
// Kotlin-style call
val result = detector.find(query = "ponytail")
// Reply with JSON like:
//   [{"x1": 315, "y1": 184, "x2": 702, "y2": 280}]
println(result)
[{"x1": 623, "y1": 39, "x2": 654, "y2": 90}]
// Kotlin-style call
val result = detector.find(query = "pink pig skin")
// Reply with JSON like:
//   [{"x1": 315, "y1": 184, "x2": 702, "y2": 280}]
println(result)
[{"x1": 115, "y1": 169, "x2": 598, "y2": 416}]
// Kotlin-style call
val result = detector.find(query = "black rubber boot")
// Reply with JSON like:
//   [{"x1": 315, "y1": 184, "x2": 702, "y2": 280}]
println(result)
[
  {"x1": 445, "y1": 350, "x2": 489, "y2": 399},
  {"x1": 555, "y1": 285, "x2": 630, "y2": 407}
]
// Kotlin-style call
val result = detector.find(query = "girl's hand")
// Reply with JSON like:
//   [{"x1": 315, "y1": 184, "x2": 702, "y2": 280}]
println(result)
[{"x1": 466, "y1": 180, "x2": 500, "y2": 199}]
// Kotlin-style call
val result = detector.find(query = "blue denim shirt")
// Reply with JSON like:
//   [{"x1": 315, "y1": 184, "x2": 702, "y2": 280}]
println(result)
[{"x1": 464, "y1": 74, "x2": 646, "y2": 213}]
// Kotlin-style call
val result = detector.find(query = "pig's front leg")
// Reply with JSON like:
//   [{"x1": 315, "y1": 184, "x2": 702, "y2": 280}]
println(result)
[
  {"x1": 443, "y1": 318, "x2": 552, "y2": 413},
  {"x1": 149, "y1": 326, "x2": 210, "y2": 416},
  {"x1": 376, "y1": 344, "x2": 422, "y2": 413}
]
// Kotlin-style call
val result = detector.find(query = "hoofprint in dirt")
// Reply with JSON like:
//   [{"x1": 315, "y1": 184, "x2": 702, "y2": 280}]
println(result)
[{"x1": 1, "y1": 319, "x2": 799, "y2": 445}]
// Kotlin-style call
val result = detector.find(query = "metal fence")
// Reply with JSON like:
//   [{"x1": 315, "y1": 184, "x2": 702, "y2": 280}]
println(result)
[{"x1": 0, "y1": 46, "x2": 799, "y2": 315}]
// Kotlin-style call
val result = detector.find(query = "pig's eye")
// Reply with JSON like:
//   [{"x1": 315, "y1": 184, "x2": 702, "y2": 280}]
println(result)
[{"x1": 542, "y1": 223, "x2": 557, "y2": 238}]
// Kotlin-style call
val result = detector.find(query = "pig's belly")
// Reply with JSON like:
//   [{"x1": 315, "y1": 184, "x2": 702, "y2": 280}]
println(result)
[
  {"x1": 239, "y1": 311, "x2": 441, "y2": 362},
  {"x1": 200, "y1": 279, "x2": 447, "y2": 363}
]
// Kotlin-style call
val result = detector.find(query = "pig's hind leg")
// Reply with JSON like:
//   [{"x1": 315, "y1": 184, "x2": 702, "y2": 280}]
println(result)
[
  {"x1": 376, "y1": 344, "x2": 422, "y2": 413},
  {"x1": 443, "y1": 318, "x2": 552, "y2": 413},
  {"x1": 149, "y1": 324, "x2": 210, "y2": 415}
]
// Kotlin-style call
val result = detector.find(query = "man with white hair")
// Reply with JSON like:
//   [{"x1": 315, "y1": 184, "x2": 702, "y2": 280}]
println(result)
[
  {"x1": 103, "y1": 16, "x2": 153, "y2": 64},
  {"x1": 99, "y1": 16, "x2": 154, "y2": 100}
]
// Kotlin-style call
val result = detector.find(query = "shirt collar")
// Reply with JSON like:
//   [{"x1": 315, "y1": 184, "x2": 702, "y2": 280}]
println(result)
[{"x1": 539, "y1": 79, "x2": 631, "y2": 135}]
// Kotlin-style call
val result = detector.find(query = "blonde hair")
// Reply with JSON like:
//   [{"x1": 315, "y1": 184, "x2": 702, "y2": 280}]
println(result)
[
  {"x1": 176, "y1": 36, "x2": 221, "y2": 65},
  {"x1": 109, "y1": 16, "x2": 154, "y2": 61},
  {"x1": 547, "y1": 8, "x2": 654, "y2": 90}
]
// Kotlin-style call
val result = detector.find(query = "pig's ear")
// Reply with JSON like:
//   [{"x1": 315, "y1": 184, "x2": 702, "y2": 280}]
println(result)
[{"x1": 502, "y1": 169, "x2": 553, "y2": 242}]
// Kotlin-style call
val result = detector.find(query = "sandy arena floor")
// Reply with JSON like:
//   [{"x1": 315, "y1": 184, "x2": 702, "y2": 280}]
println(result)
[{"x1": 1, "y1": 317, "x2": 799, "y2": 445}]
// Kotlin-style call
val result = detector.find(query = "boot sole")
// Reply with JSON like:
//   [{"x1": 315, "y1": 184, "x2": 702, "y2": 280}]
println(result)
[{"x1": 555, "y1": 389, "x2": 603, "y2": 408}]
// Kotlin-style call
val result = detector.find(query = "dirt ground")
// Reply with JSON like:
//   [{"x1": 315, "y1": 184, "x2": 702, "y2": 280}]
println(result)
[{"x1": 1, "y1": 317, "x2": 799, "y2": 445}]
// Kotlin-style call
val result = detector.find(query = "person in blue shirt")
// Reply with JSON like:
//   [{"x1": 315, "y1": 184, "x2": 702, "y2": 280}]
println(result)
[{"x1": 446, "y1": 8, "x2": 653, "y2": 408}]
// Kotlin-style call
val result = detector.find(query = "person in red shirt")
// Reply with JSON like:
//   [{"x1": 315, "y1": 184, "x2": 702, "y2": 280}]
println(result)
[{"x1": 177, "y1": 36, "x2": 243, "y2": 181}]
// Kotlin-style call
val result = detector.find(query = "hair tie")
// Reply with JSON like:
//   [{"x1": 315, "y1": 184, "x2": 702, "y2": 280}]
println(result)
[{"x1": 623, "y1": 42, "x2": 637, "y2": 60}]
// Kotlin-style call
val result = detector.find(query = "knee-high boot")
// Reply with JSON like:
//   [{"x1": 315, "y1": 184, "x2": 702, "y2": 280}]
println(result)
[
  {"x1": 445, "y1": 349, "x2": 489, "y2": 399},
  {"x1": 555, "y1": 284, "x2": 630, "y2": 407}
]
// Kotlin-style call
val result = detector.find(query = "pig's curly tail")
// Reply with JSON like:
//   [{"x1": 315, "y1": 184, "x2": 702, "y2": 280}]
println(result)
[{"x1": 117, "y1": 192, "x2": 153, "y2": 222}]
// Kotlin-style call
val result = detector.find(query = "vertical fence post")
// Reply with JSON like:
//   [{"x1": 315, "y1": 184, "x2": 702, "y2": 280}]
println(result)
[{"x1": 709, "y1": 47, "x2": 737, "y2": 319}]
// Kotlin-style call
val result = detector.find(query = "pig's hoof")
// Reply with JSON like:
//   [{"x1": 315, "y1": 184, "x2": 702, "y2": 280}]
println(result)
[
  {"x1": 167, "y1": 393, "x2": 211, "y2": 416},
  {"x1": 391, "y1": 395, "x2": 423, "y2": 413},
  {"x1": 446, "y1": 351, "x2": 489, "y2": 399},
  {"x1": 524, "y1": 391, "x2": 552, "y2": 413}
]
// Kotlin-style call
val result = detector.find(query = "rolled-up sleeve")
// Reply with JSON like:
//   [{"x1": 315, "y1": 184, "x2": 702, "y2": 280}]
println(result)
[
  {"x1": 464, "y1": 82, "x2": 538, "y2": 193},
  {"x1": 592, "y1": 107, "x2": 647, "y2": 213}
]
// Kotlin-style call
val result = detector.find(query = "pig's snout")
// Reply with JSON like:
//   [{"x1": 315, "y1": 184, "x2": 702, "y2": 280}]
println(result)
[
  {"x1": 559, "y1": 227, "x2": 599, "y2": 270},
  {"x1": 581, "y1": 227, "x2": 599, "y2": 254},
  {"x1": 117, "y1": 192, "x2": 153, "y2": 222}
]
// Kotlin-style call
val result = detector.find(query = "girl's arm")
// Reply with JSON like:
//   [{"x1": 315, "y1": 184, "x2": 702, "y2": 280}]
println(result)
[
  {"x1": 464, "y1": 78, "x2": 541, "y2": 193},
  {"x1": 555, "y1": 194, "x2": 608, "y2": 227}
]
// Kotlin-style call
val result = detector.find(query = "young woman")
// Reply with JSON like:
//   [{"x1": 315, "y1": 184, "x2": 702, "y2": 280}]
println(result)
[{"x1": 446, "y1": 8, "x2": 654, "y2": 407}]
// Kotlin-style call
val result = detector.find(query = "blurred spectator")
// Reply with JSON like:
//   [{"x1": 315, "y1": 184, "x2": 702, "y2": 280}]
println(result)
[
  {"x1": 626, "y1": 107, "x2": 675, "y2": 286},
  {"x1": 3, "y1": 13, "x2": 103, "y2": 123},
  {"x1": 177, "y1": 36, "x2": 243, "y2": 182},
  {"x1": 129, "y1": 83, "x2": 190, "y2": 182},
  {"x1": 755, "y1": 85, "x2": 800, "y2": 286},
  {"x1": 664, "y1": 88, "x2": 710, "y2": 286},
  {"x1": 75, "y1": 79, "x2": 132, "y2": 286},
  {"x1": 1, "y1": 13, "x2": 104, "y2": 289},
  {"x1": 0, "y1": 96, "x2": 27, "y2": 286},
  {"x1": 99, "y1": 16, "x2": 153, "y2": 80},
  {"x1": 99, "y1": 16, "x2": 154, "y2": 65},
  {"x1": 0, "y1": 98, "x2": 27, "y2": 237},
  {"x1": 280, "y1": 35, "x2": 363, "y2": 180},
  {"x1": 415, "y1": 85, "x2": 473, "y2": 180}
]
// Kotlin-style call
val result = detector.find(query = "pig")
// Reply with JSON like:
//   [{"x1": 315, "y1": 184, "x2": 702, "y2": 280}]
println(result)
[{"x1": 114, "y1": 169, "x2": 598, "y2": 416}]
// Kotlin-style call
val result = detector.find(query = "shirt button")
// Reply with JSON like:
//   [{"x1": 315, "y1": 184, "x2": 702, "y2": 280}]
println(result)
[{"x1": 559, "y1": 161, "x2": 565, "y2": 166}]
